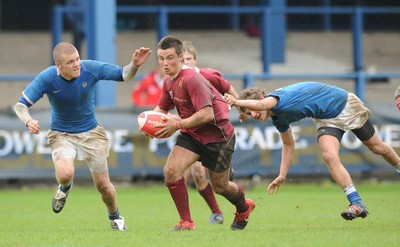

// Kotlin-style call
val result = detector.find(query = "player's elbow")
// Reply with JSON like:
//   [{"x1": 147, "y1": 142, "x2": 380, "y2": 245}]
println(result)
[
  {"x1": 203, "y1": 114, "x2": 214, "y2": 123},
  {"x1": 200, "y1": 106, "x2": 214, "y2": 123}
]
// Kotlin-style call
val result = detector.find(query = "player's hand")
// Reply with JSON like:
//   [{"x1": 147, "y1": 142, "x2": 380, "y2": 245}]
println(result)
[
  {"x1": 154, "y1": 115, "x2": 175, "y2": 138},
  {"x1": 267, "y1": 175, "x2": 286, "y2": 194},
  {"x1": 224, "y1": 93, "x2": 236, "y2": 107},
  {"x1": 132, "y1": 47, "x2": 152, "y2": 67},
  {"x1": 26, "y1": 119, "x2": 41, "y2": 134},
  {"x1": 396, "y1": 96, "x2": 400, "y2": 111},
  {"x1": 141, "y1": 131, "x2": 153, "y2": 139},
  {"x1": 395, "y1": 86, "x2": 400, "y2": 110}
]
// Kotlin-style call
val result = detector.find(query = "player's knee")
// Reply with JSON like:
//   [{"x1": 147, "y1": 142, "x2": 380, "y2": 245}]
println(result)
[
  {"x1": 368, "y1": 144, "x2": 381, "y2": 155},
  {"x1": 321, "y1": 150, "x2": 337, "y2": 165},
  {"x1": 57, "y1": 173, "x2": 73, "y2": 185},
  {"x1": 210, "y1": 181, "x2": 227, "y2": 195},
  {"x1": 96, "y1": 181, "x2": 115, "y2": 195},
  {"x1": 55, "y1": 164, "x2": 74, "y2": 184},
  {"x1": 365, "y1": 140, "x2": 390, "y2": 156},
  {"x1": 163, "y1": 165, "x2": 181, "y2": 182}
]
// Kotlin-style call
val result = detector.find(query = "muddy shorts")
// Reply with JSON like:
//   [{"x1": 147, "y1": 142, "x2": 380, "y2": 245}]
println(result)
[
  {"x1": 47, "y1": 124, "x2": 109, "y2": 172},
  {"x1": 175, "y1": 132, "x2": 235, "y2": 172}
]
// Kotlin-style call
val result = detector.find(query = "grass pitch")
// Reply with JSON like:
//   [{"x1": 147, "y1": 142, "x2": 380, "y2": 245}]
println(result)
[{"x1": 1, "y1": 180, "x2": 399, "y2": 247}]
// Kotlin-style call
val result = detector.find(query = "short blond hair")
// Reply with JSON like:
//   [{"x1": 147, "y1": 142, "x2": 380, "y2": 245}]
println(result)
[
  {"x1": 53, "y1": 42, "x2": 78, "y2": 63},
  {"x1": 182, "y1": 40, "x2": 197, "y2": 60}
]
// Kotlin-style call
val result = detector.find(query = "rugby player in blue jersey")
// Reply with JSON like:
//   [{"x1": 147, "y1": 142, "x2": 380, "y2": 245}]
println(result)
[
  {"x1": 225, "y1": 82, "x2": 400, "y2": 221},
  {"x1": 15, "y1": 42, "x2": 151, "y2": 231}
]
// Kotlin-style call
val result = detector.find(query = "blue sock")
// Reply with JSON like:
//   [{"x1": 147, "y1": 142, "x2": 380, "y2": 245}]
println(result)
[
  {"x1": 108, "y1": 208, "x2": 120, "y2": 220},
  {"x1": 343, "y1": 184, "x2": 364, "y2": 205},
  {"x1": 347, "y1": 191, "x2": 363, "y2": 205},
  {"x1": 60, "y1": 181, "x2": 72, "y2": 193}
]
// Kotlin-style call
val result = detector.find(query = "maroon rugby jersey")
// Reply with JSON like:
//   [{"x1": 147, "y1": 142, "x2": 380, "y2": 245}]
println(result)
[
  {"x1": 198, "y1": 68, "x2": 231, "y2": 95},
  {"x1": 158, "y1": 67, "x2": 234, "y2": 144}
]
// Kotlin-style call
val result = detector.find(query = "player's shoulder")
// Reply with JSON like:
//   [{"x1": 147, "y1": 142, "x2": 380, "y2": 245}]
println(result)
[
  {"x1": 36, "y1": 66, "x2": 58, "y2": 81},
  {"x1": 80, "y1": 59, "x2": 97, "y2": 69},
  {"x1": 200, "y1": 67, "x2": 220, "y2": 75},
  {"x1": 180, "y1": 66, "x2": 200, "y2": 80},
  {"x1": 181, "y1": 66, "x2": 197, "y2": 75}
]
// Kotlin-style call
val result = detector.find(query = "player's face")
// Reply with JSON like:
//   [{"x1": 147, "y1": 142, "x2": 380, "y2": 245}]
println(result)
[
  {"x1": 246, "y1": 109, "x2": 270, "y2": 122},
  {"x1": 157, "y1": 48, "x2": 183, "y2": 78},
  {"x1": 183, "y1": 52, "x2": 196, "y2": 68},
  {"x1": 56, "y1": 52, "x2": 81, "y2": 80}
]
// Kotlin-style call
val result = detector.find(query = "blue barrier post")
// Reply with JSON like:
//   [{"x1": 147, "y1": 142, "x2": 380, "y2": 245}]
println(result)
[
  {"x1": 157, "y1": 5, "x2": 168, "y2": 42},
  {"x1": 230, "y1": 0, "x2": 240, "y2": 30},
  {"x1": 352, "y1": 6, "x2": 363, "y2": 72},
  {"x1": 51, "y1": 5, "x2": 63, "y2": 64},
  {"x1": 355, "y1": 71, "x2": 366, "y2": 101},
  {"x1": 352, "y1": 5, "x2": 364, "y2": 100},
  {"x1": 269, "y1": 0, "x2": 286, "y2": 63},
  {"x1": 86, "y1": 0, "x2": 117, "y2": 107},
  {"x1": 322, "y1": 0, "x2": 331, "y2": 31},
  {"x1": 86, "y1": 0, "x2": 95, "y2": 60},
  {"x1": 261, "y1": 7, "x2": 271, "y2": 73},
  {"x1": 244, "y1": 73, "x2": 254, "y2": 88}
]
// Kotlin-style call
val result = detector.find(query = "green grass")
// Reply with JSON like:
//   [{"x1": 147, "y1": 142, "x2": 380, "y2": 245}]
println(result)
[{"x1": 1, "y1": 181, "x2": 400, "y2": 247}]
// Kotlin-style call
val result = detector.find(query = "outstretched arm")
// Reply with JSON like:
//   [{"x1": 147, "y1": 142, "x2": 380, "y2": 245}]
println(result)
[
  {"x1": 267, "y1": 128, "x2": 295, "y2": 194},
  {"x1": 224, "y1": 93, "x2": 277, "y2": 111},
  {"x1": 122, "y1": 47, "x2": 152, "y2": 81}
]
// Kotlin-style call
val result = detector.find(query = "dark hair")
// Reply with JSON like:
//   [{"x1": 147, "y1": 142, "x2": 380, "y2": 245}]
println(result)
[{"x1": 157, "y1": 35, "x2": 184, "y2": 56}]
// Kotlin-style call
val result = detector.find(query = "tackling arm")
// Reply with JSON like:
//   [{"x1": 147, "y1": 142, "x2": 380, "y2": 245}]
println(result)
[
  {"x1": 122, "y1": 47, "x2": 151, "y2": 82},
  {"x1": 267, "y1": 128, "x2": 295, "y2": 194},
  {"x1": 224, "y1": 94, "x2": 278, "y2": 111}
]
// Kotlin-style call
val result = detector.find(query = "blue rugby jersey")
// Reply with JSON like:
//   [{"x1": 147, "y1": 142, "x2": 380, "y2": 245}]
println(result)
[
  {"x1": 18, "y1": 60, "x2": 123, "y2": 133},
  {"x1": 267, "y1": 82, "x2": 348, "y2": 132}
]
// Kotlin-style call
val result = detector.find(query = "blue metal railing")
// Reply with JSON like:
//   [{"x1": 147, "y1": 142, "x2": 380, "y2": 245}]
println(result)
[
  {"x1": 2, "y1": 5, "x2": 400, "y2": 102},
  {"x1": 50, "y1": 5, "x2": 400, "y2": 101}
]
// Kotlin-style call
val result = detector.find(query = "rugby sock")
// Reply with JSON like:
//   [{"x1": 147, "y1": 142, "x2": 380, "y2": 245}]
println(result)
[
  {"x1": 199, "y1": 183, "x2": 222, "y2": 214},
  {"x1": 60, "y1": 181, "x2": 72, "y2": 193},
  {"x1": 226, "y1": 185, "x2": 248, "y2": 213},
  {"x1": 393, "y1": 162, "x2": 400, "y2": 174},
  {"x1": 344, "y1": 184, "x2": 364, "y2": 205},
  {"x1": 166, "y1": 177, "x2": 192, "y2": 222},
  {"x1": 108, "y1": 207, "x2": 120, "y2": 220}
]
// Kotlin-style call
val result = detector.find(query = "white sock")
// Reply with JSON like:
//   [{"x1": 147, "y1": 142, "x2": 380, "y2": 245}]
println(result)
[
  {"x1": 394, "y1": 162, "x2": 400, "y2": 173},
  {"x1": 343, "y1": 184, "x2": 356, "y2": 195}
]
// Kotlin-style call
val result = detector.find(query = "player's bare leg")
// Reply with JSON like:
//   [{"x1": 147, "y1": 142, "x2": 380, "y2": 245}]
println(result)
[
  {"x1": 208, "y1": 169, "x2": 255, "y2": 230},
  {"x1": 362, "y1": 132, "x2": 400, "y2": 170},
  {"x1": 191, "y1": 162, "x2": 223, "y2": 224},
  {"x1": 52, "y1": 158, "x2": 74, "y2": 213},
  {"x1": 91, "y1": 160, "x2": 126, "y2": 231},
  {"x1": 318, "y1": 135, "x2": 369, "y2": 220}
]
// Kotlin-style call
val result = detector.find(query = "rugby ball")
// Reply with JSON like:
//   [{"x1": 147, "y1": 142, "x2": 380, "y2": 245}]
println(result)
[{"x1": 137, "y1": 111, "x2": 169, "y2": 138}]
